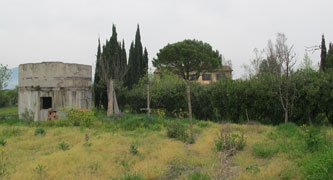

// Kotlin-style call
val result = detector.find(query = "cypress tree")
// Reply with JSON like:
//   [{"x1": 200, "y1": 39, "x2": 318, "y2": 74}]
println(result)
[
  {"x1": 327, "y1": 43, "x2": 333, "y2": 70},
  {"x1": 134, "y1": 25, "x2": 144, "y2": 78},
  {"x1": 125, "y1": 42, "x2": 136, "y2": 89},
  {"x1": 93, "y1": 38, "x2": 103, "y2": 109},
  {"x1": 320, "y1": 34, "x2": 327, "y2": 71},
  {"x1": 121, "y1": 40, "x2": 127, "y2": 76},
  {"x1": 124, "y1": 25, "x2": 148, "y2": 89}
]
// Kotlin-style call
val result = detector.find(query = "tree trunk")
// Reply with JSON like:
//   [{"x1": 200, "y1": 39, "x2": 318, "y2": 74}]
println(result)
[
  {"x1": 245, "y1": 108, "x2": 250, "y2": 124},
  {"x1": 147, "y1": 83, "x2": 150, "y2": 116},
  {"x1": 107, "y1": 80, "x2": 114, "y2": 116},
  {"x1": 186, "y1": 80, "x2": 193, "y2": 136},
  {"x1": 284, "y1": 95, "x2": 289, "y2": 123},
  {"x1": 284, "y1": 109, "x2": 288, "y2": 124},
  {"x1": 113, "y1": 85, "x2": 120, "y2": 115}
]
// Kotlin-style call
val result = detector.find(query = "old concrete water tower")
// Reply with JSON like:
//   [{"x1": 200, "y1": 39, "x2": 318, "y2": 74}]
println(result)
[{"x1": 18, "y1": 62, "x2": 92, "y2": 121}]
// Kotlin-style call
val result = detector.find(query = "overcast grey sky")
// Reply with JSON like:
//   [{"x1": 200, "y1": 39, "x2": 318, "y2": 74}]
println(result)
[{"x1": 1, "y1": 0, "x2": 332, "y2": 78}]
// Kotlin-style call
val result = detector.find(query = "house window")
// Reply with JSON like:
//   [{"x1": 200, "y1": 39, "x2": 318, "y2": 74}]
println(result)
[
  {"x1": 202, "y1": 73, "x2": 211, "y2": 81},
  {"x1": 41, "y1": 97, "x2": 52, "y2": 109}
]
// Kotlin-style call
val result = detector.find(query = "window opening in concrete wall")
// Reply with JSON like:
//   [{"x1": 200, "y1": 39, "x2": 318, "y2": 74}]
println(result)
[{"x1": 41, "y1": 97, "x2": 52, "y2": 109}]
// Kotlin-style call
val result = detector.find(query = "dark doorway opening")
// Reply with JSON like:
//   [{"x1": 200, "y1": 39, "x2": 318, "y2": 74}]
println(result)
[{"x1": 41, "y1": 97, "x2": 52, "y2": 109}]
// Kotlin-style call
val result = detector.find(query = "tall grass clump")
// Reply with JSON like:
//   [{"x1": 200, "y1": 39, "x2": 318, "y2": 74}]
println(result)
[
  {"x1": 303, "y1": 147, "x2": 333, "y2": 180},
  {"x1": 166, "y1": 121, "x2": 189, "y2": 142},
  {"x1": 34, "y1": 128, "x2": 46, "y2": 136},
  {"x1": 252, "y1": 142, "x2": 279, "y2": 158},
  {"x1": 58, "y1": 142, "x2": 70, "y2": 151},
  {"x1": 215, "y1": 125, "x2": 246, "y2": 152},
  {"x1": 276, "y1": 123, "x2": 301, "y2": 138}
]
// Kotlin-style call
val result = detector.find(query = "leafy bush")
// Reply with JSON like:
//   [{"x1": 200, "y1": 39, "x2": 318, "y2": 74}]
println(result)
[
  {"x1": 58, "y1": 141, "x2": 70, "y2": 151},
  {"x1": 21, "y1": 109, "x2": 34, "y2": 123},
  {"x1": 68, "y1": 109, "x2": 95, "y2": 127},
  {"x1": 301, "y1": 125, "x2": 325, "y2": 152},
  {"x1": 215, "y1": 127, "x2": 246, "y2": 152},
  {"x1": 303, "y1": 147, "x2": 333, "y2": 180},
  {"x1": 0, "y1": 138, "x2": 6, "y2": 146},
  {"x1": 119, "y1": 70, "x2": 333, "y2": 125},
  {"x1": 166, "y1": 121, "x2": 189, "y2": 142},
  {"x1": 34, "y1": 128, "x2": 46, "y2": 136},
  {"x1": 252, "y1": 142, "x2": 279, "y2": 158}
]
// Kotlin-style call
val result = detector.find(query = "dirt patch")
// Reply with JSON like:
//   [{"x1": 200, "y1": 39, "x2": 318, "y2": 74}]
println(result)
[{"x1": 216, "y1": 149, "x2": 241, "y2": 180}]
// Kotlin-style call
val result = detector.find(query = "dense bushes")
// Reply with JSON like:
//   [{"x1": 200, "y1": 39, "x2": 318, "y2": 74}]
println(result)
[
  {"x1": 118, "y1": 70, "x2": 333, "y2": 125},
  {"x1": 68, "y1": 109, "x2": 96, "y2": 127},
  {"x1": 0, "y1": 88, "x2": 17, "y2": 108}
]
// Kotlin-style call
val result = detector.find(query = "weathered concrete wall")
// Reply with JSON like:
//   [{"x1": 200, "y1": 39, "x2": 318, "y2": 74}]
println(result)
[{"x1": 18, "y1": 62, "x2": 92, "y2": 121}]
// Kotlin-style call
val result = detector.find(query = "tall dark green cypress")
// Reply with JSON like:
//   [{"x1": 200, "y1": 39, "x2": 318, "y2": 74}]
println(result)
[
  {"x1": 121, "y1": 40, "x2": 127, "y2": 76},
  {"x1": 124, "y1": 25, "x2": 148, "y2": 89},
  {"x1": 327, "y1": 43, "x2": 333, "y2": 70},
  {"x1": 93, "y1": 38, "x2": 103, "y2": 109},
  {"x1": 94, "y1": 24, "x2": 127, "y2": 110},
  {"x1": 125, "y1": 42, "x2": 135, "y2": 89},
  {"x1": 320, "y1": 34, "x2": 327, "y2": 71}
]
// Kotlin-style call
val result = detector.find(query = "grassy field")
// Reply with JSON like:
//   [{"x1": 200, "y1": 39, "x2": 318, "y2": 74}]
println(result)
[
  {"x1": 0, "y1": 106, "x2": 18, "y2": 116},
  {"x1": 0, "y1": 107, "x2": 332, "y2": 180}
]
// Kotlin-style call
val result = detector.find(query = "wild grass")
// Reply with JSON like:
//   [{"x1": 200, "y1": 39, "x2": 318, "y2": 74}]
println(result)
[
  {"x1": 0, "y1": 106, "x2": 18, "y2": 116},
  {"x1": 0, "y1": 106, "x2": 332, "y2": 180}
]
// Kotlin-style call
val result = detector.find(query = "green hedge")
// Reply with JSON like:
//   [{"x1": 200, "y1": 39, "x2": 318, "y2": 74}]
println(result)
[{"x1": 117, "y1": 70, "x2": 333, "y2": 125}]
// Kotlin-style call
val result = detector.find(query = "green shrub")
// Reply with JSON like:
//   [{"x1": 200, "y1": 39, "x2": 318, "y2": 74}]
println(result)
[
  {"x1": 21, "y1": 109, "x2": 34, "y2": 123},
  {"x1": 303, "y1": 147, "x2": 333, "y2": 180},
  {"x1": 130, "y1": 144, "x2": 138, "y2": 155},
  {"x1": 34, "y1": 128, "x2": 46, "y2": 136},
  {"x1": 215, "y1": 127, "x2": 246, "y2": 152},
  {"x1": 187, "y1": 171, "x2": 211, "y2": 180},
  {"x1": 252, "y1": 142, "x2": 279, "y2": 158},
  {"x1": 58, "y1": 141, "x2": 70, "y2": 151},
  {"x1": 114, "y1": 114, "x2": 162, "y2": 131},
  {"x1": 68, "y1": 109, "x2": 95, "y2": 127},
  {"x1": 0, "y1": 138, "x2": 6, "y2": 146},
  {"x1": 276, "y1": 123, "x2": 301, "y2": 138},
  {"x1": 166, "y1": 121, "x2": 189, "y2": 142},
  {"x1": 0, "y1": 118, "x2": 27, "y2": 126},
  {"x1": 301, "y1": 125, "x2": 325, "y2": 152}
]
